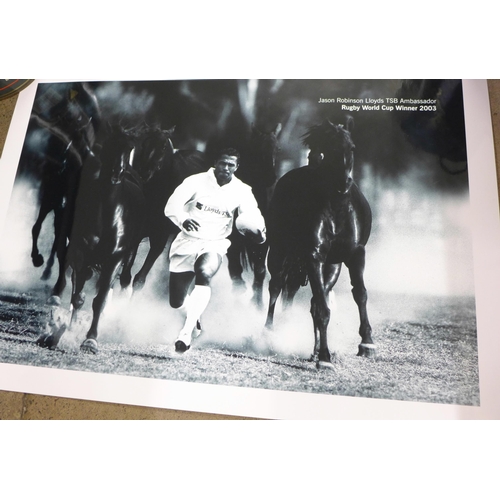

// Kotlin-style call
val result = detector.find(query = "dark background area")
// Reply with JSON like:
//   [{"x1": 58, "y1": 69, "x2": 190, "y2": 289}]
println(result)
[{"x1": 20, "y1": 79, "x2": 469, "y2": 191}]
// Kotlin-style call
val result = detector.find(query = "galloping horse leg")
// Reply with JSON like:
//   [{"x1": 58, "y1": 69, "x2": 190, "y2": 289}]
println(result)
[
  {"x1": 346, "y1": 246, "x2": 375, "y2": 358},
  {"x1": 41, "y1": 239, "x2": 57, "y2": 280},
  {"x1": 305, "y1": 263, "x2": 342, "y2": 363},
  {"x1": 324, "y1": 263, "x2": 342, "y2": 307},
  {"x1": 50, "y1": 197, "x2": 77, "y2": 299},
  {"x1": 227, "y1": 232, "x2": 246, "y2": 292},
  {"x1": 133, "y1": 218, "x2": 177, "y2": 292},
  {"x1": 120, "y1": 244, "x2": 139, "y2": 296},
  {"x1": 81, "y1": 259, "x2": 121, "y2": 354},
  {"x1": 132, "y1": 231, "x2": 169, "y2": 292},
  {"x1": 264, "y1": 249, "x2": 284, "y2": 330},
  {"x1": 31, "y1": 198, "x2": 54, "y2": 268},
  {"x1": 264, "y1": 275, "x2": 281, "y2": 330},
  {"x1": 37, "y1": 253, "x2": 77, "y2": 350},
  {"x1": 47, "y1": 211, "x2": 69, "y2": 300},
  {"x1": 69, "y1": 264, "x2": 88, "y2": 329},
  {"x1": 50, "y1": 239, "x2": 68, "y2": 299},
  {"x1": 307, "y1": 258, "x2": 332, "y2": 368},
  {"x1": 36, "y1": 302, "x2": 69, "y2": 349},
  {"x1": 41, "y1": 205, "x2": 63, "y2": 281},
  {"x1": 250, "y1": 242, "x2": 268, "y2": 309}
]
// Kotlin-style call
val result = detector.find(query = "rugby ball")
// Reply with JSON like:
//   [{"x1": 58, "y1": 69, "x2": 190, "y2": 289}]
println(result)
[{"x1": 235, "y1": 211, "x2": 266, "y2": 243}]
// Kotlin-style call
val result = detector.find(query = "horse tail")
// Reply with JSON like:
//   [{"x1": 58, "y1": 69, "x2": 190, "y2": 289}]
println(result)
[
  {"x1": 41, "y1": 242, "x2": 57, "y2": 281},
  {"x1": 281, "y1": 256, "x2": 308, "y2": 305}
]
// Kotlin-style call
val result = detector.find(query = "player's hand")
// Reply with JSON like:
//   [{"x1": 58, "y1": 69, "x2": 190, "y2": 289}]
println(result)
[{"x1": 183, "y1": 219, "x2": 200, "y2": 232}]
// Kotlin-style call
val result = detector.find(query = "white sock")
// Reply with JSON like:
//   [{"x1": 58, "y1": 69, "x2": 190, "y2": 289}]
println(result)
[
  {"x1": 177, "y1": 299, "x2": 188, "y2": 317},
  {"x1": 179, "y1": 285, "x2": 211, "y2": 336}
]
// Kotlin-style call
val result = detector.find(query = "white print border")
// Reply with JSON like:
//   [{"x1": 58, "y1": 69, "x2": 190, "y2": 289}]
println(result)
[{"x1": 0, "y1": 79, "x2": 498, "y2": 419}]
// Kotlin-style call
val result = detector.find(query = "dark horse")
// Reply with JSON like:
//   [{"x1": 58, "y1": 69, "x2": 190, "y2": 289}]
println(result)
[
  {"x1": 225, "y1": 123, "x2": 281, "y2": 308},
  {"x1": 28, "y1": 83, "x2": 101, "y2": 296},
  {"x1": 118, "y1": 123, "x2": 178, "y2": 293},
  {"x1": 37, "y1": 124, "x2": 146, "y2": 353},
  {"x1": 120, "y1": 124, "x2": 217, "y2": 293},
  {"x1": 264, "y1": 118, "x2": 374, "y2": 368}
]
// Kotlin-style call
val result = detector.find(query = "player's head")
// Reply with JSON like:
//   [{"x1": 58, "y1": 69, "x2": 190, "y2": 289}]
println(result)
[
  {"x1": 214, "y1": 148, "x2": 240, "y2": 186},
  {"x1": 218, "y1": 148, "x2": 240, "y2": 163}
]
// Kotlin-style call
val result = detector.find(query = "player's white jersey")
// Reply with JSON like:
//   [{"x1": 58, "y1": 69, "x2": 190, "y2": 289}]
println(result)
[{"x1": 165, "y1": 168, "x2": 264, "y2": 241}]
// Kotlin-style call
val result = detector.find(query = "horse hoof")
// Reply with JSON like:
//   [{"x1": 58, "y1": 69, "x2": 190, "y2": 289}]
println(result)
[
  {"x1": 32, "y1": 255, "x2": 44, "y2": 268},
  {"x1": 310, "y1": 351, "x2": 336, "y2": 368},
  {"x1": 46, "y1": 295, "x2": 62, "y2": 306},
  {"x1": 317, "y1": 360, "x2": 335, "y2": 370},
  {"x1": 36, "y1": 334, "x2": 49, "y2": 348},
  {"x1": 80, "y1": 338, "x2": 98, "y2": 354},
  {"x1": 41, "y1": 269, "x2": 52, "y2": 281},
  {"x1": 357, "y1": 343, "x2": 376, "y2": 358},
  {"x1": 132, "y1": 278, "x2": 145, "y2": 292},
  {"x1": 36, "y1": 334, "x2": 58, "y2": 349}
]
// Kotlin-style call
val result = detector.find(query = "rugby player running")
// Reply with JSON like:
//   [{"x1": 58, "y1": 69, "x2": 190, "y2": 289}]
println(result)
[{"x1": 164, "y1": 148, "x2": 266, "y2": 352}]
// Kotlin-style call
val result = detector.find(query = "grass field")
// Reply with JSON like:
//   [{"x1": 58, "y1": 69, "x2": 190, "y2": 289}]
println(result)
[{"x1": 0, "y1": 285, "x2": 479, "y2": 406}]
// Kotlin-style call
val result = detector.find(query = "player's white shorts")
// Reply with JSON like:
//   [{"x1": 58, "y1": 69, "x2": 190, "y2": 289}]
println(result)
[{"x1": 169, "y1": 234, "x2": 231, "y2": 273}]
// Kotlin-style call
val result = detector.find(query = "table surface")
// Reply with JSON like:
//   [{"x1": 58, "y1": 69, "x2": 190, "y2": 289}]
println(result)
[{"x1": 1, "y1": 81, "x2": 499, "y2": 420}]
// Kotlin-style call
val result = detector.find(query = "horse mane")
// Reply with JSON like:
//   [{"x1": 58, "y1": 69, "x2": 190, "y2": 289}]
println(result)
[
  {"x1": 302, "y1": 118, "x2": 354, "y2": 152},
  {"x1": 101, "y1": 121, "x2": 133, "y2": 143}
]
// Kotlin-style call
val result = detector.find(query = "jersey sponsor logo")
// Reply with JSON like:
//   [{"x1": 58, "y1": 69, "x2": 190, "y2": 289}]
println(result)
[{"x1": 195, "y1": 201, "x2": 230, "y2": 218}]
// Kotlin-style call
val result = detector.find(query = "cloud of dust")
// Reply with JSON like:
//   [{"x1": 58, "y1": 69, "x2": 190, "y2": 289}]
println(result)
[
  {"x1": 360, "y1": 165, "x2": 475, "y2": 298},
  {"x1": 0, "y1": 180, "x2": 50, "y2": 290},
  {"x1": 0, "y1": 167, "x2": 478, "y2": 358},
  {"x1": 94, "y1": 82, "x2": 155, "y2": 123}
]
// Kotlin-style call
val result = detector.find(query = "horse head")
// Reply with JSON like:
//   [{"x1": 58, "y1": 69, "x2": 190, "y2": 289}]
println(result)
[
  {"x1": 99, "y1": 124, "x2": 135, "y2": 185},
  {"x1": 130, "y1": 124, "x2": 176, "y2": 183},
  {"x1": 245, "y1": 122, "x2": 281, "y2": 187},
  {"x1": 303, "y1": 117, "x2": 355, "y2": 195}
]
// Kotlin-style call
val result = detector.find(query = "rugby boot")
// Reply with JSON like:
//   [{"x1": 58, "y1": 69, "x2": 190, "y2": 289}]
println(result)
[{"x1": 175, "y1": 329, "x2": 192, "y2": 353}]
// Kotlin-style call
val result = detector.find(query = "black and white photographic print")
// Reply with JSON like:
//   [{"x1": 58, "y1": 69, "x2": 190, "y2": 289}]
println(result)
[{"x1": 0, "y1": 79, "x2": 498, "y2": 419}]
